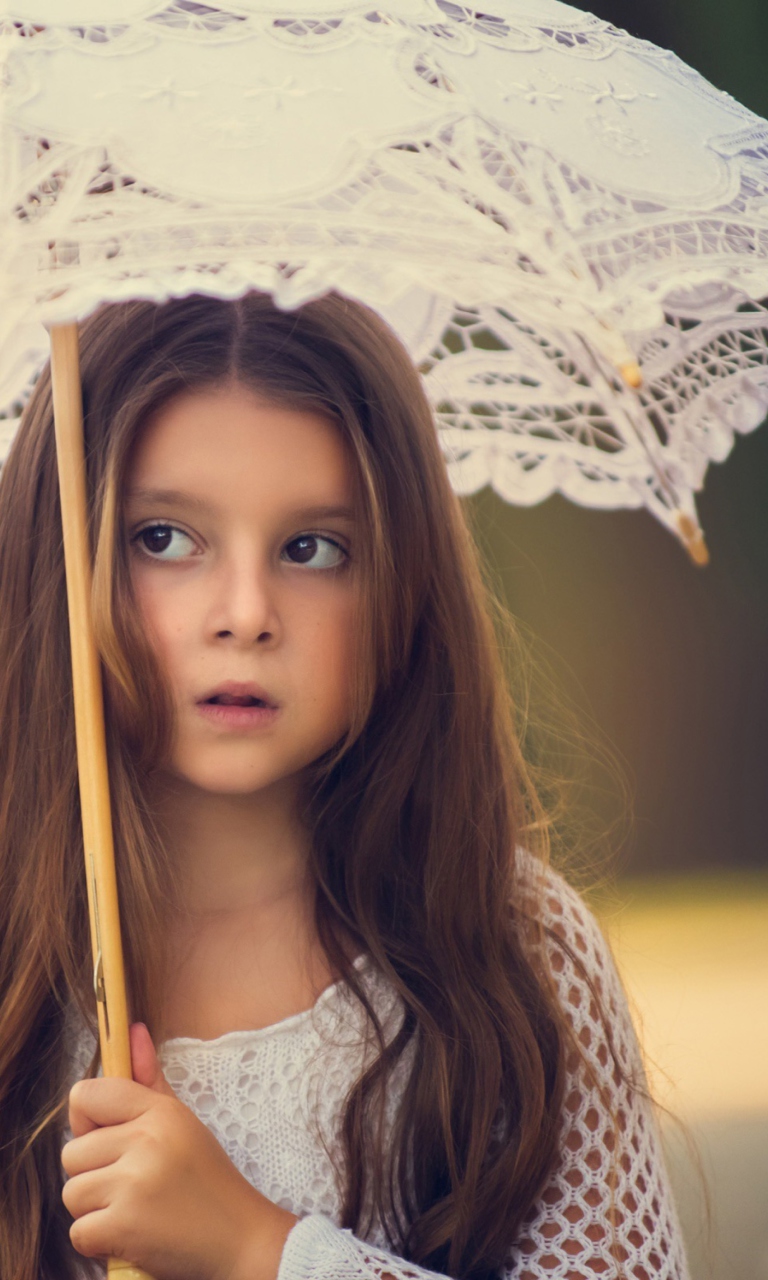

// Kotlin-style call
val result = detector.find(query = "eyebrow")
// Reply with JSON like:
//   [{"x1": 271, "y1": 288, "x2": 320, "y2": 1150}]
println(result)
[
  {"x1": 125, "y1": 488, "x2": 211, "y2": 514},
  {"x1": 124, "y1": 489, "x2": 357, "y2": 523}
]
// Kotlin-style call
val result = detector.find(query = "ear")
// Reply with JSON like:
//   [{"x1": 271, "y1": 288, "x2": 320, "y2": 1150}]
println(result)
[{"x1": 129, "y1": 1021, "x2": 175, "y2": 1097}]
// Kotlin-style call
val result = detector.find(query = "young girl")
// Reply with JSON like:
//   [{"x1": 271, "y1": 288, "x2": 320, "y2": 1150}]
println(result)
[{"x1": 0, "y1": 291, "x2": 688, "y2": 1280}]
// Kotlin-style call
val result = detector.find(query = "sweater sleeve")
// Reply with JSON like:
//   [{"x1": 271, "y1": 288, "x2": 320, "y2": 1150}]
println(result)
[{"x1": 277, "y1": 866, "x2": 690, "y2": 1280}]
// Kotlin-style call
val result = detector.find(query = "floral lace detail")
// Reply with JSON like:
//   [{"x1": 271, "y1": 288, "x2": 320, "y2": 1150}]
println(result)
[
  {"x1": 2, "y1": 1, "x2": 767, "y2": 552},
  {"x1": 68, "y1": 864, "x2": 689, "y2": 1278},
  {"x1": 0, "y1": 3, "x2": 657, "y2": 57}
]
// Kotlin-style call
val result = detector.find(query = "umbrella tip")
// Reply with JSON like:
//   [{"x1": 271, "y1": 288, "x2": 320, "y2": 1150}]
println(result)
[
  {"x1": 675, "y1": 512, "x2": 710, "y2": 566},
  {"x1": 620, "y1": 361, "x2": 643, "y2": 389}
]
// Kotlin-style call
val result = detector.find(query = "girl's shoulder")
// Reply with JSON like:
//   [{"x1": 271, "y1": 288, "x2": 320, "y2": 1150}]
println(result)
[
  {"x1": 516, "y1": 850, "x2": 646, "y2": 1085},
  {"x1": 516, "y1": 846, "x2": 615, "y2": 968}
]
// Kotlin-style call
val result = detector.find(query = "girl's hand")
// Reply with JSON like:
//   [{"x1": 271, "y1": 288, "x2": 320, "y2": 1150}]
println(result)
[{"x1": 62, "y1": 1022, "x2": 297, "y2": 1280}]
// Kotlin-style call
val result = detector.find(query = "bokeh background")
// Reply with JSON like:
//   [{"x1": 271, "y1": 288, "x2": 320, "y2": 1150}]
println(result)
[{"x1": 464, "y1": 3, "x2": 768, "y2": 1276}]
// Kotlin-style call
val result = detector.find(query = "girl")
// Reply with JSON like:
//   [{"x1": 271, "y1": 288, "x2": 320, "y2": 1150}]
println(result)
[{"x1": 0, "y1": 291, "x2": 688, "y2": 1280}]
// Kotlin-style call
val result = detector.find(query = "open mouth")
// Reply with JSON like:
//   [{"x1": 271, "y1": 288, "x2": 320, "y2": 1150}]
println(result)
[
  {"x1": 204, "y1": 693, "x2": 270, "y2": 708},
  {"x1": 197, "y1": 681, "x2": 278, "y2": 715}
]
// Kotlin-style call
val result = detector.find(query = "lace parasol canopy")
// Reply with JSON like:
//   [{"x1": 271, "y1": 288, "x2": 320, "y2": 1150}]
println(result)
[{"x1": 3, "y1": 0, "x2": 768, "y2": 560}]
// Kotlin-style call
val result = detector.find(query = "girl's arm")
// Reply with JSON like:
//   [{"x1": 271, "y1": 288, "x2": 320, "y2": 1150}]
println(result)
[{"x1": 271, "y1": 867, "x2": 690, "y2": 1280}]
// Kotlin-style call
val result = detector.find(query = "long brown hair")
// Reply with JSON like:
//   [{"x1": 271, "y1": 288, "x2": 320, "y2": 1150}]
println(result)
[{"x1": 1, "y1": 292, "x2": 573, "y2": 1280}]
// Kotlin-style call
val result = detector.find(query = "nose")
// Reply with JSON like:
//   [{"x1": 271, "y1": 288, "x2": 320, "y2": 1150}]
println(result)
[{"x1": 206, "y1": 547, "x2": 279, "y2": 648}]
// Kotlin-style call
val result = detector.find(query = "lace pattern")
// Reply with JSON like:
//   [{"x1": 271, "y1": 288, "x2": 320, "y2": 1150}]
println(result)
[
  {"x1": 68, "y1": 864, "x2": 689, "y2": 1278},
  {"x1": 3, "y1": 1, "x2": 767, "y2": 551}
]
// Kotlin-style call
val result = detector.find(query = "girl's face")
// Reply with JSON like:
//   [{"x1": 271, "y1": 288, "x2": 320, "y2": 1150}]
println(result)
[{"x1": 124, "y1": 383, "x2": 361, "y2": 796}]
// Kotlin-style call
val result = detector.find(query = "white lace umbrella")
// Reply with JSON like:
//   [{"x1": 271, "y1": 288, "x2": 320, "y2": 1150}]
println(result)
[
  {"x1": 2, "y1": 7, "x2": 768, "y2": 1274},
  {"x1": 4, "y1": 0, "x2": 768, "y2": 560}
]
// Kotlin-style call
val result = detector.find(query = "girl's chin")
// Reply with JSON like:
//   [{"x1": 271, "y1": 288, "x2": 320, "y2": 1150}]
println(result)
[
  {"x1": 171, "y1": 771, "x2": 296, "y2": 797},
  {"x1": 158, "y1": 753, "x2": 309, "y2": 799}
]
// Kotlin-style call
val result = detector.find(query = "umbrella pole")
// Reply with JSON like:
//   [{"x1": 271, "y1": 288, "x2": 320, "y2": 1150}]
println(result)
[{"x1": 49, "y1": 324, "x2": 154, "y2": 1280}]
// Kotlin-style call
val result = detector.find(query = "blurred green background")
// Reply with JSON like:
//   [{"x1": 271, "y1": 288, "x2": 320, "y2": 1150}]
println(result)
[{"x1": 462, "y1": 5, "x2": 768, "y2": 1276}]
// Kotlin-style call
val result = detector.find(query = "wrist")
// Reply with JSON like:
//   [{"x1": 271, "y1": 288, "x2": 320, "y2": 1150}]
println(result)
[{"x1": 229, "y1": 1198, "x2": 298, "y2": 1280}]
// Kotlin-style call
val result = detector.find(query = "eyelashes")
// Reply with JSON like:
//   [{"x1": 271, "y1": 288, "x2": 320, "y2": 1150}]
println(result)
[{"x1": 132, "y1": 523, "x2": 348, "y2": 570}]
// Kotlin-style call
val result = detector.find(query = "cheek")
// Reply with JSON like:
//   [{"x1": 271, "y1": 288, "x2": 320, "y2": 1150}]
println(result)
[
  {"x1": 299, "y1": 591, "x2": 360, "y2": 724},
  {"x1": 129, "y1": 570, "x2": 188, "y2": 684}
]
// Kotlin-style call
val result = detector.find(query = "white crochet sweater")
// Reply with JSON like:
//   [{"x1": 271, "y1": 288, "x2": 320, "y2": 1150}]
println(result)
[{"x1": 68, "y1": 867, "x2": 689, "y2": 1280}]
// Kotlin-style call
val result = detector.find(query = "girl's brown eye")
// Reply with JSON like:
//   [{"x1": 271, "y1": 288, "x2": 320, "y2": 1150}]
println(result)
[
  {"x1": 136, "y1": 525, "x2": 195, "y2": 560},
  {"x1": 283, "y1": 535, "x2": 345, "y2": 568}
]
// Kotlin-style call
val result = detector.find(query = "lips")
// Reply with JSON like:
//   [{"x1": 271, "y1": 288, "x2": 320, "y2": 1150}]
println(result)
[{"x1": 197, "y1": 681, "x2": 278, "y2": 710}]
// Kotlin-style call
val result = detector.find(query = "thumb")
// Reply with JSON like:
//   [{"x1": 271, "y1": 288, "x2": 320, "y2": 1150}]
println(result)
[{"x1": 129, "y1": 1021, "x2": 175, "y2": 1096}]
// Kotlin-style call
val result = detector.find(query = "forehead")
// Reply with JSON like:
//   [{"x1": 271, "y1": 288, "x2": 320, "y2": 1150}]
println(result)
[{"x1": 127, "y1": 384, "x2": 355, "y2": 512}]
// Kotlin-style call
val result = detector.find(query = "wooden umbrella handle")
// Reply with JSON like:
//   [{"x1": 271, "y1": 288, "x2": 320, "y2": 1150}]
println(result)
[{"x1": 49, "y1": 324, "x2": 155, "y2": 1280}]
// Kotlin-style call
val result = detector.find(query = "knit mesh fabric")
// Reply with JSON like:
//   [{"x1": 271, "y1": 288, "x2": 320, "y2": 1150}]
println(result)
[{"x1": 67, "y1": 864, "x2": 689, "y2": 1279}]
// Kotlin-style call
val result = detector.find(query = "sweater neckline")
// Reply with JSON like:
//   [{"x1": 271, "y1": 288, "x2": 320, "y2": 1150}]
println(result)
[{"x1": 159, "y1": 951, "x2": 371, "y2": 1052}]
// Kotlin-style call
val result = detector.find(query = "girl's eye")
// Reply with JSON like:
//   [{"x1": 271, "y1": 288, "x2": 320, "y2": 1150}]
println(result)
[
  {"x1": 135, "y1": 525, "x2": 197, "y2": 560},
  {"x1": 283, "y1": 535, "x2": 346, "y2": 569}
]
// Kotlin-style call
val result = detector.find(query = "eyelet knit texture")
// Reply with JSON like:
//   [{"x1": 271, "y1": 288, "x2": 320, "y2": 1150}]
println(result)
[{"x1": 67, "y1": 864, "x2": 689, "y2": 1279}]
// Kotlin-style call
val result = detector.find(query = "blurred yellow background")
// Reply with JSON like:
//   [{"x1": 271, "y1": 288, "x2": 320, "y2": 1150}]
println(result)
[
  {"x1": 601, "y1": 876, "x2": 768, "y2": 1117},
  {"x1": 598, "y1": 878, "x2": 768, "y2": 1279}
]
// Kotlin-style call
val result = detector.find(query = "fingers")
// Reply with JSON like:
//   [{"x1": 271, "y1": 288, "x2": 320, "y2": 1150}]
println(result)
[
  {"x1": 68, "y1": 1204, "x2": 119, "y2": 1260},
  {"x1": 68, "y1": 1077, "x2": 158, "y2": 1138},
  {"x1": 63, "y1": 1151, "x2": 142, "y2": 1261},
  {"x1": 62, "y1": 1125, "x2": 124, "y2": 1177},
  {"x1": 129, "y1": 1022, "x2": 174, "y2": 1096},
  {"x1": 62, "y1": 1165, "x2": 113, "y2": 1221},
  {"x1": 129, "y1": 1022, "x2": 157, "y2": 1089}
]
